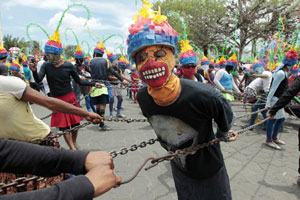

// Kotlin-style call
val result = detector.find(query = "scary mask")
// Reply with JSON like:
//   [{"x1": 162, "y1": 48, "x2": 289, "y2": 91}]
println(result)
[
  {"x1": 135, "y1": 45, "x2": 175, "y2": 89},
  {"x1": 46, "y1": 53, "x2": 61, "y2": 65},
  {"x1": 181, "y1": 64, "x2": 196, "y2": 76}
]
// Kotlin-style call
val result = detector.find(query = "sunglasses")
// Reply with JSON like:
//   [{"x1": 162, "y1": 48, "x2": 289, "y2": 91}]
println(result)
[{"x1": 182, "y1": 64, "x2": 196, "y2": 68}]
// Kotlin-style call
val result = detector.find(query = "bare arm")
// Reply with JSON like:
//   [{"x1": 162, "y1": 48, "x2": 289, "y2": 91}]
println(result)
[{"x1": 21, "y1": 87, "x2": 101, "y2": 123}]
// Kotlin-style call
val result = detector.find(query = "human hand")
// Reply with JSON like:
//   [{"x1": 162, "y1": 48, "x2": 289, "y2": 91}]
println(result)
[
  {"x1": 239, "y1": 92, "x2": 244, "y2": 97},
  {"x1": 85, "y1": 112, "x2": 102, "y2": 124},
  {"x1": 84, "y1": 151, "x2": 114, "y2": 171},
  {"x1": 122, "y1": 80, "x2": 129, "y2": 87},
  {"x1": 95, "y1": 83, "x2": 102, "y2": 88},
  {"x1": 85, "y1": 163, "x2": 122, "y2": 197},
  {"x1": 228, "y1": 130, "x2": 238, "y2": 142},
  {"x1": 267, "y1": 113, "x2": 275, "y2": 120},
  {"x1": 29, "y1": 62, "x2": 37, "y2": 72}
]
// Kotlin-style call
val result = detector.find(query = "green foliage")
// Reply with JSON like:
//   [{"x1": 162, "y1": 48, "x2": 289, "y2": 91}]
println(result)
[
  {"x1": 63, "y1": 45, "x2": 77, "y2": 59},
  {"x1": 3, "y1": 34, "x2": 28, "y2": 50}
]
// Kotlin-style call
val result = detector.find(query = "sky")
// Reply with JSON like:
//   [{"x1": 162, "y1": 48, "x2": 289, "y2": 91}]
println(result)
[{"x1": 1, "y1": 0, "x2": 156, "y2": 55}]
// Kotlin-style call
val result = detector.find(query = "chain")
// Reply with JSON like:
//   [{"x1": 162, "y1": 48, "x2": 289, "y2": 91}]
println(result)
[
  {"x1": 235, "y1": 107, "x2": 269, "y2": 119},
  {"x1": 104, "y1": 117, "x2": 148, "y2": 123},
  {"x1": 109, "y1": 138, "x2": 158, "y2": 158},
  {"x1": 0, "y1": 176, "x2": 46, "y2": 194},
  {"x1": 119, "y1": 117, "x2": 270, "y2": 185}
]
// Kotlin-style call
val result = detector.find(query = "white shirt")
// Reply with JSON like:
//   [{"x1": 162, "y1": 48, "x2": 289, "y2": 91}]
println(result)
[
  {"x1": 0, "y1": 76, "x2": 50, "y2": 141},
  {"x1": 124, "y1": 68, "x2": 131, "y2": 79},
  {"x1": 248, "y1": 71, "x2": 272, "y2": 92},
  {"x1": 37, "y1": 60, "x2": 50, "y2": 94}
]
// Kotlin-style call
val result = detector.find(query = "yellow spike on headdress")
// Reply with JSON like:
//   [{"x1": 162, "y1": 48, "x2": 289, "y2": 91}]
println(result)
[
  {"x1": 220, "y1": 56, "x2": 226, "y2": 62},
  {"x1": 49, "y1": 30, "x2": 62, "y2": 43},
  {"x1": 105, "y1": 48, "x2": 111, "y2": 55},
  {"x1": 0, "y1": 45, "x2": 5, "y2": 50},
  {"x1": 201, "y1": 55, "x2": 208, "y2": 60},
  {"x1": 180, "y1": 40, "x2": 193, "y2": 54},
  {"x1": 119, "y1": 56, "x2": 126, "y2": 61},
  {"x1": 138, "y1": 0, "x2": 155, "y2": 19},
  {"x1": 229, "y1": 53, "x2": 237, "y2": 61},
  {"x1": 76, "y1": 45, "x2": 82, "y2": 52},
  {"x1": 96, "y1": 42, "x2": 105, "y2": 49},
  {"x1": 290, "y1": 46, "x2": 296, "y2": 51},
  {"x1": 153, "y1": 6, "x2": 167, "y2": 24}
]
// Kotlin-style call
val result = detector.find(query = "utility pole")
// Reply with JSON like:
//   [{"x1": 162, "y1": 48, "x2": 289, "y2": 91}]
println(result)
[{"x1": 0, "y1": 3, "x2": 3, "y2": 47}]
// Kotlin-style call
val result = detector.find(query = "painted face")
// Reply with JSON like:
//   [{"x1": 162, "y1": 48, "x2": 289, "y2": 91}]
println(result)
[
  {"x1": 46, "y1": 53, "x2": 60, "y2": 65},
  {"x1": 181, "y1": 64, "x2": 196, "y2": 76},
  {"x1": 135, "y1": 45, "x2": 175, "y2": 88}
]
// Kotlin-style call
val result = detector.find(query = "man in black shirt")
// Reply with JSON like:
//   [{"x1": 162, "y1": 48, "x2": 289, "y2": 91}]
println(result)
[{"x1": 127, "y1": 2, "x2": 238, "y2": 199}]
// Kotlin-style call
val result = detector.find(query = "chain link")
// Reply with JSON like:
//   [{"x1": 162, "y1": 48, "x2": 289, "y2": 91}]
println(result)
[
  {"x1": 0, "y1": 176, "x2": 45, "y2": 194},
  {"x1": 109, "y1": 138, "x2": 158, "y2": 158},
  {"x1": 119, "y1": 117, "x2": 270, "y2": 185}
]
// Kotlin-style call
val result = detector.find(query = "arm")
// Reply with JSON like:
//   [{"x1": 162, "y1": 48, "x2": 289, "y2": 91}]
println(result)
[
  {"x1": 266, "y1": 71, "x2": 285, "y2": 107},
  {"x1": 22, "y1": 86, "x2": 101, "y2": 123},
  {"x1": 253, "y1": 74, "x2": 269, "y2": 78},
  {"x1": 214, "y1": 70, "x2": 225, "y2": 91},
  {"x1": 232, "y1": 77, "x2": 240, "y2": 93},
  {"x1": 30, "y1": 62, "x2": 46, "y2": 83},
  {"x1": 0, "y1": 139, "x2": 121, "y2": 200},
  {"x1": 70, "y1": 65, "x2": 95, "y2": 87},
  {"x1": 109, "y1": 66, "x2": 124, "y2": 82},
  {"x1": 269, "y1": 76, "x2": 300, "y2": 115}
]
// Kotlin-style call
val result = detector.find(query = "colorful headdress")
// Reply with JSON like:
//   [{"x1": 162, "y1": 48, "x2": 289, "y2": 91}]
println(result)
[
  {"x1": 0, "y1": 46, "x2": 8, "y2": 59},
  {"x1": 94, "y1": 42, "x2": 105, "y2": 55},
  {"x1": 210, "y1": 59, "x2": 215, "y2": 65},
  {"x1": 118, "y1": 56, "x2": 127, "y2": 66},
  {"x1": 215, "y1": 59, "x2": 220, "y2": 68},
  {"x1": 250, "y1": 58, "x2": 265, "y2": 71},
  {"x1": 290, "y1": 64, "x2": 300, "y2": 74},
  {"x1": 10, "y1": 59, "x2": 21, "y2": 71},
  {"x1": 75, "y1": 45, "x2": 84, "y2": 59},
  {"x1": 219, "y1": 56, "x2": 226, "y2": 68},
  {"x1": 226, "y1": 53, "x2": 238, "y2": 68},
  {"x1": 127, "y1": 0, "x2": 178, "y2": 59},
  {"x1": 282, "y1": 46, "x2": 298, "y2": 66},
  {"x1": 179, "y1": 40, "x2": 197, "y2": 66},
  {"x1": 200, "y1": 56, "x2": 210, "y2": 66},
  {"x1": 105, "y1": 49, "x2": 118, "y2": 63},
  {"x1": 45, "y1": 30, "x2": 63, "y2": 54}
]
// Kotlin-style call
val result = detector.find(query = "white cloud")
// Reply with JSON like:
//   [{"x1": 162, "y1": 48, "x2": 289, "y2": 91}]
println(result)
[
  {"x1": 47, "y1": 12, "x2": 115, "y2": 34},
  {"x1": 4, "y1": 0, "x2": 71, "y2": 10}
]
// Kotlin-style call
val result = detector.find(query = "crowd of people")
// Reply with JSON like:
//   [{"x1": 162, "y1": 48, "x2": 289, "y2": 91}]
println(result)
[{"x1": 0, "y1": 0, "x2": 300, "y2": 199}]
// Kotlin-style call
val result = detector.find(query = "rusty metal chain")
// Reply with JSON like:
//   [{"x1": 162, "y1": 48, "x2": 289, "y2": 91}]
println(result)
[
  {"x1": 109, "y1": 138, "x2": 158, "y2": 158},
  {"x1": 0, "y1": 176, "x2": 45, "y2": 194},
  {"x1": 235, "y1": 107, "x2": 269, "y2": 119},
  {"x1": 119, "y1": 117, "x2": 270, "y2": 185},
  {"x1": 104, "y1": 117, "x2": 148, "y2": 123}
]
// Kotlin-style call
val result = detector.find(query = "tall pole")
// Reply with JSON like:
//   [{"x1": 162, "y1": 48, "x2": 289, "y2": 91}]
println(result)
[{"x1": 0, "y1": 4, "x2": 3, "y2": 47}]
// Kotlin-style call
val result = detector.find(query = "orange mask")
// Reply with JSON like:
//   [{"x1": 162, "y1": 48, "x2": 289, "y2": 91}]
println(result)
[{"x1": 135, "y1": 45, "x2": 181, "y2": 105}]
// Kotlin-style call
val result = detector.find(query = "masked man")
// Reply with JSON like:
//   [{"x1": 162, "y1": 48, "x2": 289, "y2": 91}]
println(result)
[{"x1": 127, "y1": 1, "x2": 238, "y2": 199}]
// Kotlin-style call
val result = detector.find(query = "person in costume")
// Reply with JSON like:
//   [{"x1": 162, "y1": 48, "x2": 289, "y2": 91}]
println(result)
[
  {"x1": 106, "y1": 52, "x2": 131, "y2": 118},
  {"x1": 0, "y1": 45, "x2": 9, "y2": 76},
  {"x1": 268, "y1": 75, "x2": 300, "y2": 185},
  {"x1": 204, "y1": 64, "x2": 215, "y2": 85},
  {"x1": 179, "y1": 40, "x2": 203, "y2": 82},
  {"x1": 10, "y1": 58, "x2": 27, "y2": 82},
  {"x1": 89, "y1": 42, "x2": 128, "y2": 130},
  {"x1": 265, "y1": 46, "x2": 298, "y2": 150},
  {"x1": 214, "y1": 53, "x2": 243, "y2": 101},
  {"x1": 74, "y1": 45, "x2": 95, "y2": 113},
  {"x1": 30, "y1": 30, "x2": 101, "y2": 150},
  {"x1": 243, "y1": 59, "x2": 272, "y2": 128},
  {"x1": 127, "y1": 1, "x2": 238, "y2": 199},
  {"x1": 130, "y1": 67, "x2": 139, "y2": 103}
]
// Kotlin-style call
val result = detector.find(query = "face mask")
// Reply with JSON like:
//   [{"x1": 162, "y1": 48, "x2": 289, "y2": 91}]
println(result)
[
  {"x1": 47, "y1": 53, "x2": 60, "y2": 65},
  {"x1": 135, "y1": 46, "x2": 175, "y2": 88},
  {"x1": 181, "y1": 66, "x2": 196, "y2": 76}
]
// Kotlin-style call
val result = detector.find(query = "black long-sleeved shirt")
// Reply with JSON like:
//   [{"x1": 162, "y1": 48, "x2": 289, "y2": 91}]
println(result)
[
  {"x1": 137, "y1": 79, "x2": 234, "y2": 179},
  {"x1": 0, "y1": 139, "x2": 94, "y2": 200},
  {"x1": 32, "y1": 61, "x2": 95, "y2": 97},
  {"x1": 269, "y1": 76, "x2": 300, "y2": 116}
]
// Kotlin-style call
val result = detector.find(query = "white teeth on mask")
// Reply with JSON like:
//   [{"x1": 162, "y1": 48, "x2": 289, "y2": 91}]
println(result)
[{"x1": 143, "y1": 67, "x2": 166, "y2": 80}]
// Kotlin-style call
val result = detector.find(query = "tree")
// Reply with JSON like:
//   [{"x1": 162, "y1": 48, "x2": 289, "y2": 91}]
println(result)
[
  {"x1": 63, "y1": 45, "x2": 77, "y2": 59},
  {"x1": 3, "y1": 34, "x2": 28, "y2": 50},
  {"x1": 154, "y1": 0, "x2": 300, "y2": 60}
]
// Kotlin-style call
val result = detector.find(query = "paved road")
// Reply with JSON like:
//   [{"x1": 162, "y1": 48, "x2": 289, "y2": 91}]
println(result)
[{"x1": 32, "y1": 92, "x2": 300, "y2": 200}]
